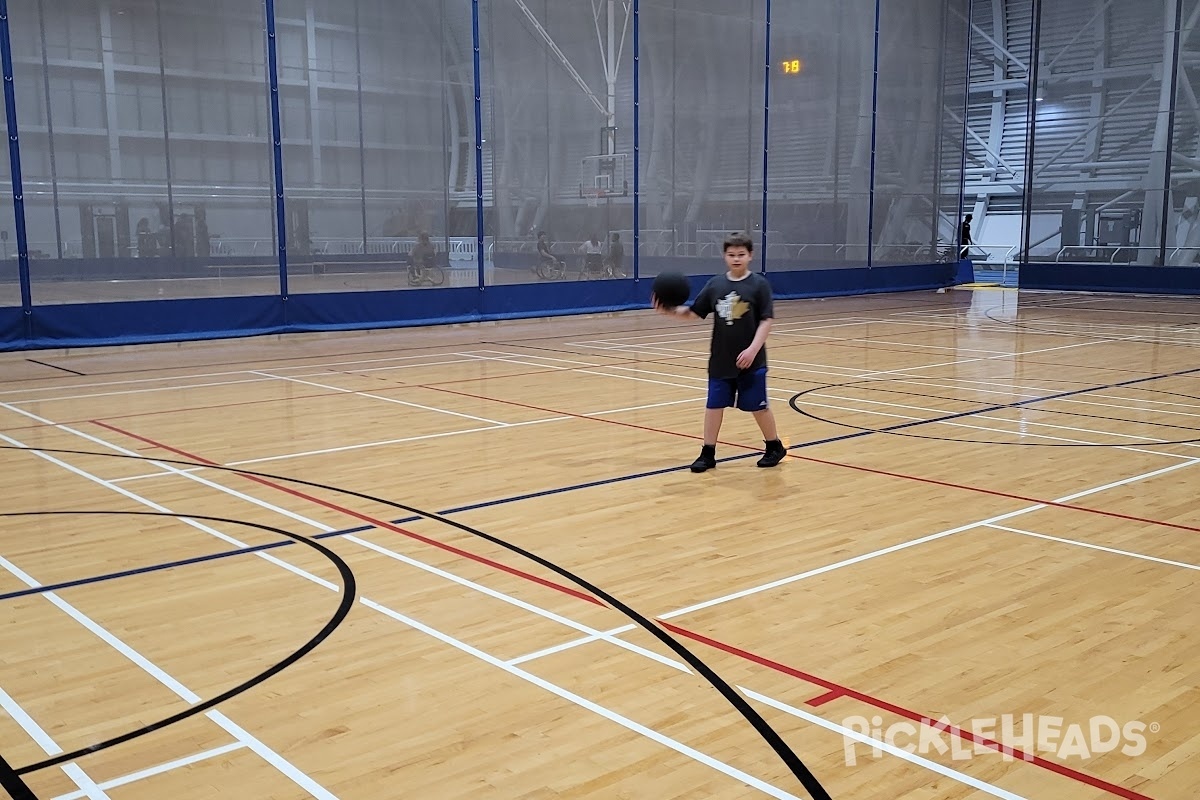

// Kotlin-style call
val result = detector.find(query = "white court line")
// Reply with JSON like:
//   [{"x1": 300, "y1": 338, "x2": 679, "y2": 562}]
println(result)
[
  {"x1": 250, "y1": 371, "x2": 508, "y2": 426},
  {"x1": 0, "y1": 685, "x2": 108, "y2": 797},
  {"x1": 463, "y1": 350, "x2": 1191, "y2": 456},
  {"x1": 3, "y1": 435, "x2": 803, "y2": 799},
  {"x1": 51, "y1": 743, "x2": 247, "y2": 800},
  {"x1": 13, "y1": 405, "x2": 689, "y2": 675},
  {"x1": 0, "y1": 414, "x2": 340, "y2": 590},
  {"x1": 226, "y1": 417, "x2": 566, "y2": 467},
  {"x1": 0, "y1": 433, "x2": 338, "y2": 798},
  {"x1": 985, "y1": 524, "x2": 1200, "y2": 571},
  {"x1": 743, "y1": 689, "x2": 1027, "y2": 800},
  {"x1": 6, "y1": 378, "x2": 273, "y2": 406},
  {"x1": 569, "y1": 336, "x2": 1117, "y2": 387},
  {"x1": 22, "y1": 396, "x2": 1032, "y2": 798},
  {"x1": 0, "y1": 684, "x2": 63, "y2": 756},
  {"x1": 1059, "y1": 396, "x2": 1200, "y2": 419},
  {"x1": 0, "y1": 530, "x2": 336, "y2": 799},
  {"x1": 801, "y1": 390, "x2": 1200, "y2": 455},
  {"x1": 563, "y1": 333, "x2": 1200, "y2": 420},
  {"x1": 772, "y1": 331, "x2": 1014, "y2": 355},
  {"x1": 509, "y1": 455, "x2": 1200, "y2": 663},
  {"x1": 568, "y1": 317, "x2": 872, "y2": 346},
  {"x1": 110, "y1": 466, "x2": 206, "y2": 483},
  {"x1": 361, "y1": 600, "x2": 806, "y2": 800},
  {"x1": 858, "y1": 338, "x2": 1130, "y2": 377},
  {"x1": 284, "y1": 357, "x2": 480, "y2": 378},
  {"x1": 0, "y1": 350, "x2": 471, "y2": 399},
  {"x1": 58, "y1": 765, "x2": 108, "y2": 800},
  {"x1": 568, "y1": 343, "x2": 873, "y2": 377},
  {"x1": 3, "y1": 366, "x2": 466, "y2": 418},
  {"x1": 81, "y1": 396, "x2": 704, "y2": 480},
  {"x1": 347, "y1": 536, "x2": 687, "y2": 673}
]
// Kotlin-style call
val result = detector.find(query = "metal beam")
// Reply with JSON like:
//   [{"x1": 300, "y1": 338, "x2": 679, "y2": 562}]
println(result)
[
  {"x1": 952, "y1": 5, "x2": 1028, "y2": 73},
  {"x1": 944, "y1": 104, "x2": 1024, "y2": 181},
  {"x1": 1031, "y1": 75, "x2": 1157, "y2": 180},
  {"x1": 511, "y1": 0, "x2": 607, "y2": 117},
  {"x1": 590, "y1": 0, "x2": 632, "y2": 144},
  {"x1": 1043, "y1": 0, "x2": 1114, "y2": 71}
]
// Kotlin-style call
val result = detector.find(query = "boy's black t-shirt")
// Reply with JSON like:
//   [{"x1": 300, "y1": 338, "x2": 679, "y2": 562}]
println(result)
[{"x1": 689, "y1": 272, "x2": 774, "y2": 379}]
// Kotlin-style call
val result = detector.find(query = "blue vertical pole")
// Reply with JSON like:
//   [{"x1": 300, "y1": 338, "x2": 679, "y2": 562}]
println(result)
[
  {"x1": 760, "y1": 0, "x2": 771, "y2": 272},
  {"x1": 632, "y1": 0, "x2": 640, "y2": 281},
  {"x1": 865, "y1": 0, "x2": 880, "y2": 268},
  {"x1": 264, "y1": 0, "x2": 289, "y2": 299},
  {"x1": 0, "y1": 0, "x2": 32, "y2": 329},
  {"x1": 472, "y1": 0, "x2": 486, "y2": 291}
]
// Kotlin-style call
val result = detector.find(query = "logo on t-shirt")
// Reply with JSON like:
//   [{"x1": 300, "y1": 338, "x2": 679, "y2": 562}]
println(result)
[{"x1": 716, "y1": 292, "x2": 750, "y2": 325}]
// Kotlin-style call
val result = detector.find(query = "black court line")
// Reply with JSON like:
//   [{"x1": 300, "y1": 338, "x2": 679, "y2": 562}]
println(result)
[
  {"x1": 1, "y1": 510, "x2": 357, "y2": 778},
  {"x1": 3, "y1": 362, "x2": 1200, "y2": 608},
  {"x1": 790, "y1": 380, "x2": 1200, "y2": 447},
  {"x1": 24, "y1": 359, "x2": 85, "y2": 377},
  {"x1": 0, "y1": 753, "x2": 36, "y2": 800},
  {"x1": 789, "y1": 364, "x2": 1200, "y2": 447},
  {"x1": 0, "y1": 485, "x2": 834, "y2": 798},
  {"x1": 2, "y1": 359, "x2": 1200, "y2": 609},
  {"x1": 0, "y1": 524, "x2": 378, "y2": 602}
]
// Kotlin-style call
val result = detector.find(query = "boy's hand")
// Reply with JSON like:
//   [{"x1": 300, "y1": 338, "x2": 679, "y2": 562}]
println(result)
[
  {"x1": 736, "y1": 346, "x2": 759, "y2": 369},
  {"x1": 651, "y1": 294, "x2": 683, "y2": 316}
]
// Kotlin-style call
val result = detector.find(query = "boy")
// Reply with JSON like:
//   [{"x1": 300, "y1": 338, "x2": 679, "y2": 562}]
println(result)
[{"x1": 652, "y1": 232, "x2": 786, "y2": 472}]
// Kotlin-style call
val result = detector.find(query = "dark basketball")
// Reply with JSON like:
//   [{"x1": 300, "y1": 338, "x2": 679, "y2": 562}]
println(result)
[{"x1": 652, "y1": 271, "x2": 691, "y2": 307}]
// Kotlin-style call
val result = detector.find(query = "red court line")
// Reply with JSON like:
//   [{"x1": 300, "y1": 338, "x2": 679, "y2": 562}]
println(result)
[
  {"x1": 88, "y1": 420, "x2": 603, "y2": 607},
  {"x1": 804, "y1": 689, "x2": 846, "y2": 707},
  {"x1": 659, "y1": 622, "x2": 1154, "y2": 800},
  {"x1": 85, "y1": 420, "x2": 1159, "y2": 799},
  {"x1": 418, "y1": 384, "x2": 1200, "y2": 536}
]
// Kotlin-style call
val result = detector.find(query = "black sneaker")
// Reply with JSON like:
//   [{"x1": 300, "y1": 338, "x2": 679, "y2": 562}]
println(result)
[
  {"x1": 691, "y1": 445, "x2": 717, "y2": 473},
  {"x1": 757, "y1": 440, "x2": 786, "y2": 468}
]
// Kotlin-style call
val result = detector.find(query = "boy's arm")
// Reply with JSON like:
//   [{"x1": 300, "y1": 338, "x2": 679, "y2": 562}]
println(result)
[
  {"x1": 735, "y1": 317, "x2": 772, "y2": 368},
  {"x1": 735, "y1": 281, "x2": 774, "y2": 368},
  {"x1": 748, "y1": 317, "x2": 773, "y2": 349}
]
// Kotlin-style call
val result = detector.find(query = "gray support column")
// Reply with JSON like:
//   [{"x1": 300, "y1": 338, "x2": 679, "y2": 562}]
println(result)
[
  {"x1": 1138, "y1": 0, "x2": 1182, "y2": 264},
  {"x1": 98, "y1": 2, "x2": 123, "y2": 183},
  {"x1": 305, "y1": 1, "x2": 322, "y2": 187}
]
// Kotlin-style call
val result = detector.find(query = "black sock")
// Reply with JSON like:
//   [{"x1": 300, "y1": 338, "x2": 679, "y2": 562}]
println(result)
[{"x1": 700, "y1": 444, "x2": 716, "y2": 459}]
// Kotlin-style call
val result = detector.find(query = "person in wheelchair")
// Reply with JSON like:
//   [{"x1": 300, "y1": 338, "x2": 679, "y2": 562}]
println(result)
[
  {"x1": 408, "y1": 232, "x2": 436, "y2": 281},
  {"x1": 580, "y1": 235, "x2": 604, "y2": 276},
  {"x1": 536, "y1": 231, "x2": 565, "y2": 277}
]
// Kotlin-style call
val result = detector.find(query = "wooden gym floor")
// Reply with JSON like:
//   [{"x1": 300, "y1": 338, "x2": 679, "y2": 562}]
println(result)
[{"x1": 0, "y1": 287, "x2": 1197, "y2": 800}]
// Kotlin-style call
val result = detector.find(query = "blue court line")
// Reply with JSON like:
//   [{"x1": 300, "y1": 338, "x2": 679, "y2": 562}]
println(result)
[
  {"x1": 0, "y1": 524, "x2": 380, "y2": 602},
  {"x1": 3, "y1": 363, "x2": 1198, "y2": 604}
]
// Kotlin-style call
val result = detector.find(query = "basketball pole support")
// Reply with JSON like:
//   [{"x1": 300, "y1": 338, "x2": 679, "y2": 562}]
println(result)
[
  {"x1": 472, "y1": 0, "x2": 486, "y2": 291},
  {"x1": 264, "y1": 0, "x2": 289, "y2": 300},
  {"x1": 761, "y1": 0, "x2": 772, "y2": 274},
  {"x1": 0, "y1": 0, "x2": 32, "y2": 337},
  {"x1": 632, "y1": 0, "x2": 640, "y2": 282}
]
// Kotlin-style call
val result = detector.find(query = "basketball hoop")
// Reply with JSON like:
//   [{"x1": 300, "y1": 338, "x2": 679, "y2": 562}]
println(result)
[{"x1": 581, "y1": 188, "x2": 604, "y2": 207}]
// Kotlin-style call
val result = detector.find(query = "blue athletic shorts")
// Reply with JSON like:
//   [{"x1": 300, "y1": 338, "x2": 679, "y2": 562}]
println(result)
[{"x1": 706, "y1": 367, "x2": 769, "y2": 411}]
